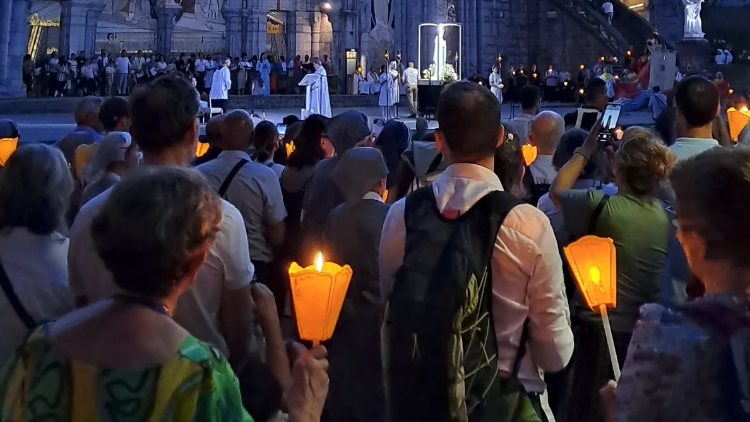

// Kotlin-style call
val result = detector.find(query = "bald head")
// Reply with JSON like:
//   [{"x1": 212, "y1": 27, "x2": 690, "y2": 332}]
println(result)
[
  {"x1": 220, "y1": 109, "x2": 254, "y2": 151},
  {"x1": 205, "y1": 114, "x2": 225, "y2": 145},
  {"x1": 529, "y1": 111, "x2": 564, "y2": 155}
]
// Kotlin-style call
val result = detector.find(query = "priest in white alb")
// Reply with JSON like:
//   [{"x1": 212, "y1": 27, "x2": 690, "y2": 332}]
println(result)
[{"x1": 309, "y1": 57, "x2": 332, "y2": 118}]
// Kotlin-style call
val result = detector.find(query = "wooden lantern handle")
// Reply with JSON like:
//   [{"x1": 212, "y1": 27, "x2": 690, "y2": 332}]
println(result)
[{"x1": 600, "y1": 304, "x2": 621, "y2": 381}]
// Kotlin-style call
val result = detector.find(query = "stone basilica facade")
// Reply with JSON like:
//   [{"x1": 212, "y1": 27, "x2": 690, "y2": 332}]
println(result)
[{"x1": 0, "y1": 0, "x2": 685, "y2": 97}]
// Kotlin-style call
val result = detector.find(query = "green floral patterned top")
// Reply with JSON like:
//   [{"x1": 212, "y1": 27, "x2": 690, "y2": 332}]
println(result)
[{"x1": 0, "y1": 325, "x2": 253, "y2": 422}]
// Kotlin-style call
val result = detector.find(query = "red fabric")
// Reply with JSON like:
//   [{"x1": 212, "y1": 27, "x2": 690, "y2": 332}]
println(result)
[{"x1": 715, "y1": 80, "x2": 731, "y2": 98}]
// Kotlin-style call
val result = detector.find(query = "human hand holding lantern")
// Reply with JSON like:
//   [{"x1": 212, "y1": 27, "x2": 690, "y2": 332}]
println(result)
[
  {"x1": 564, "y1": 235, "x2": 621, "y2": 380},
  {"x1": 289, "y1": 252, "x2": 353, "y2": 346}
]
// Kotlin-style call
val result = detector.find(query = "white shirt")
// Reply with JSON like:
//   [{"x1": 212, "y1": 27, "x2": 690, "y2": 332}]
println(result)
[
  {"x1": 403, "y1": 67, "x2": 419, "y2": 86},
  {"x1": 82, "y1": 64, "x2": 95, "y2": 78},
  {"x1": 197, "y1": 150, "x2": 287, "y2": 263},
  {"x1": 195, "y1": 59, "x2": 206, "y2": 72},
  {"x1": 603, "y1": 2, "x2": 613, "y2": 13},
  {"x1": 528, "y1": 155, "x2": 557, "y2": 184},
  {"x1": 257, "y1": 158, "x2": 285, "y2": 179},
  {"x1": 115, "y1": 56, "x2": 130, "y2": 73},
  {"x1": 505, "y1": 113, "x2": 536, "y2": 144},
  {"x1": 68, "y1": 187, "x2": 255, "y2": 357},
  {"x1": 210, "y1": 66, "x2": 231, "y2": 100},
  {"x1": 0, "y1": 228, "x2": 74, "y2": 367},
  {"x1": 380, "y1": 163, "x2": 574, "y2": 393},
  {"x1": 132, "y1": 56, "x2": 145, "y2": 72}
]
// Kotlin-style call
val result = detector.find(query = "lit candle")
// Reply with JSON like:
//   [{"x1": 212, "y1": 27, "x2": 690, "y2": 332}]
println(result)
[
  {"x1": 521, "y1": 144, "x2": 537, "y2": 166},
  {"x1": 289, "y1": 252, "x2": 353, "y2": 346},
  {"x1": 564, "y1": 235, "x2": 620, "y2": 380}
]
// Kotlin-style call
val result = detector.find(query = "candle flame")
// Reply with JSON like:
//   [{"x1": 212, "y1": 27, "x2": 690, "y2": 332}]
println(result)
[
  {"x1": 590, "y1": 266, "x2": 601, "y2": 284},
  {"x1": 743, "y1": 106, "x2": 749, "y2": 112},
  {"x1": 315, "y1": 252, "x2": 323, "y2": 272}
]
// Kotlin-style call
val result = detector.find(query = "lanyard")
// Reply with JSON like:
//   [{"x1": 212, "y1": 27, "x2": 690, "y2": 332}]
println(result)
[{"x1": 113, "y1": 294, "x2": 170, "y2": 316}]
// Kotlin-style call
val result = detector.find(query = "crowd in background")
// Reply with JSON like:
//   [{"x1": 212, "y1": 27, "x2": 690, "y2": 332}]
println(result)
[
  {"x1": 21, "y1": 48, "x2": 334, "y2": 98},
  {"x1": 2, "y1": 64, "x2": 750, "y2": 422}
]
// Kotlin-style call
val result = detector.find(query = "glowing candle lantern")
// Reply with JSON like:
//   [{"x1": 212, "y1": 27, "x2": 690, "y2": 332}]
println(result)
[
  {"x1": 600, "y1": 56, "x2": 605, "y2": 61},
  {"x1": 727, "y1": 107, "x2": 750, "y2": 142},
  {"x1": 563, "y1": 81, "x2": 568, "y2": 87},
  {"x1": 289, "y1": 252, "x2": 353, "y2": 345},
  {"x1": 730, "y1": 88, "x2": 735, "y2": 94},
  {"x1": 564, "y1": 235, "x2": 621, "y2": 380},
  {"x1": 0, "y1": 137, "x2": 18, "y2": 167},
  {"x1": 521, "y1": 144, "x2": 537, "y2": 166},
  {"x1": 533, "y1": 73, "x2": 538, "y2": 78},
  {"x1": 285, "y1": 141, "x2": 296, "y2": 157},
  {"x1": 195, "y1": 141, "x2": 210, "y2": 158},
  {"x1": 627, "y1": 50, "x2": 632, "y2": 56},
  {"x1": 580, "y1": 64, "x2": 585, "y2": 70}
]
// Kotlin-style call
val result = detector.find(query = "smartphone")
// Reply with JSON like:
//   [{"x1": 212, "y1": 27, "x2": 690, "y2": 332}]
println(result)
[
  {"x1": 277, "y1": 124, "x2": 287, "y2": 137},
  {"x1": 599, "y1": 104, "x2": 622, "y2": 141}
]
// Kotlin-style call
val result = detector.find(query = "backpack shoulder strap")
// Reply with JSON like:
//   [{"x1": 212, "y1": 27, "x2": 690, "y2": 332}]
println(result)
[
  {"x1": 474, "y1": 191, "x2": 528, "y2": 376},
  {"x1": 0, "y1": 258, "x2": 35, "y2": 329},
  {"x1": 217, "y1": 159, "x2": 249, "y2": 198},
  {"x1": 587, "y1": 193, "x2": 610, "y2": 235}
]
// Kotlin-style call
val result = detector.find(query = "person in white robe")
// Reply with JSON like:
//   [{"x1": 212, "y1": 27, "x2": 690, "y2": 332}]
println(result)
[
  {"x1": 378, "y1": 64, "x2": 395, "y2": 119},
  {"x1": 308, "y1": 57, "x2": 332, "y2": 118},
  {"x1": 389, "y1": 61, "x2": 400, "y2": 117},
  {"x1": 725, "y1": 49, "x2": 734, "y2": 64},
  {"x1": 210, "y1": 58, "x2": 231, "y2": 112},
  {"x1": 489, "y1": 65, "x2": 503, "y2": 104},
  {"x1": 368, "y1": 67, "x2": 381, "y2": 95},
  {"x1": 259, "y1": 53, "x2": 271, "y2": 96}
]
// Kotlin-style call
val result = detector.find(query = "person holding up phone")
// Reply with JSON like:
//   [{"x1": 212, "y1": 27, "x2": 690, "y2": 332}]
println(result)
[{"x1": 549, "y1": 121, "x2": 672, "y2": 422}]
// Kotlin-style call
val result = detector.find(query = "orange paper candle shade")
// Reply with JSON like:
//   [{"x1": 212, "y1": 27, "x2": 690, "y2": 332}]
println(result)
[
  {"x1": 289, "y1": 252, "x2": 353, "y2": 343},
  {"x1": 195, "y1": 141, "x2": 210, "y2": 158},
  {"x1": 0, "y1": 137, "x2": 18, "y2": 167},
  {"x1": 533, "y1": 73, "x2": 538, "y2": 78},
  {"x1": 285, "y1": 141, "x2": 295, "y2": 157},
  {"x1": 521, "y1": 144, "x2": 538, "y2": 166},
  {"x1": 727, "y1": 107, "x2": 750, "y2": 142},
  {"x1": 563, "y1": 235, "x2": 617, "y2": 310}
]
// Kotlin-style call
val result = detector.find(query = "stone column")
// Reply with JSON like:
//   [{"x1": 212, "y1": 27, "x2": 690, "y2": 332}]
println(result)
[
  {"x1": 58, "y1": 0, "x2": 92, "y2": 57},
  {"x1": 241, "y1": 9, "x2": 251, "y2": 55},
  {"x1": 250, "y1": 10, "x2": 268, "y2": 55},
  {"x1": 0, "y1": 0, "x2": 13, "y2": 87},
  {"x1": 327, "y1": 10, "x2": 344, "y2": 93},
  {"x1": 154, "y1": 4, "x2": 181, "y2": 56},
  {"x1": 287, "y1": 11, "x2": 311, "y2": 59},
  {"x1": 3, "y1": 0, "x2": 31, "y2": 97},
  {"x1": 223, "y1": 7, "x2": 242, "y2": 57},
  {"x1": 84, "y1": 5, "x2": 102, "y2": 58}
]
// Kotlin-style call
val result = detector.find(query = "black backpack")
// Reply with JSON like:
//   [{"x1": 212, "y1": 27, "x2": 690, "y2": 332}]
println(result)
[{"x1": 384, "y1": 188, "x2": 540, "y2": 422}]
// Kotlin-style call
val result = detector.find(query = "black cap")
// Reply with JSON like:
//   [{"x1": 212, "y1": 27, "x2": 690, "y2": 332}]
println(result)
[{"x1": 0, "y1": 120, "x2": 19, "y2": 139}]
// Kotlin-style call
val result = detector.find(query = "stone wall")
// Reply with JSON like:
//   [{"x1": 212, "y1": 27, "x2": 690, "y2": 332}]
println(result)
[{"x1": 650, "y1": 0, "x2": 682, "y2": 44}]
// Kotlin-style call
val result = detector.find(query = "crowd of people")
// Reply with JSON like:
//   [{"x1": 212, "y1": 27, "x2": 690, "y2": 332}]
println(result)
[
  {"x1": 1, "y1": 69, "x2": 750, "y2": 422},
  {"x1": 21, "y1": 49, "x2": 334, "y2": 98}
]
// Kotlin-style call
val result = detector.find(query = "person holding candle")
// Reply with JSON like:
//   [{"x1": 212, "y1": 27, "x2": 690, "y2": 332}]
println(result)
[
  {"x1": 322, "y1": 147, "x2": 389, "y2": 422},
  {"x1": 0, "y1": 166, "x2": 331, "y2": 422},
  {"x1": 381, "y1": 82, "x2": 573, "y2": 422},
  {"x1": 600, "y1": 146, "x2": 750, "y2": 422},
  {"x1": 549, "y1": 123, "x2": 671, "y2": 422}
]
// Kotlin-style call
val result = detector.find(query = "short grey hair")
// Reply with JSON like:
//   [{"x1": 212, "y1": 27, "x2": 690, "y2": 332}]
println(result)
[
  {"x1": 311, "y1": 56, "x2": 322, "y2": 66},
  {"x1": 74, "y1": 96, "x2": 103, "y2": 124},
  {"x1": 91, "y1": 166, "x2": 222, "y2": 298},
  {"x1": 0, "y1": 144, "x2": 74, "y2": 235}
]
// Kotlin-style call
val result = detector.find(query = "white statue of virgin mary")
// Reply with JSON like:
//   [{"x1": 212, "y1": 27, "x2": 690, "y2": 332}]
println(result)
[{"x1": 682, "y1": 0, "x2": 704, "y2": 39}]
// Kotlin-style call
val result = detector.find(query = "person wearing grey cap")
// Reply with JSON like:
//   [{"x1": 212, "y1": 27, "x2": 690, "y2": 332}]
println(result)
[
  {"x1": 81, "y1": 132, "x2": 138, "y2": 205},
  {"x1": 322, "y1": 147, "x2": 388, "y2": 422}
]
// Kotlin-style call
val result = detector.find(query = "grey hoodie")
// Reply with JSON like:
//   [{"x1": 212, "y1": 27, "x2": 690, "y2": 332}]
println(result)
[{"x1": 301, "y1": 110, "x2": 371, "y2": 246}]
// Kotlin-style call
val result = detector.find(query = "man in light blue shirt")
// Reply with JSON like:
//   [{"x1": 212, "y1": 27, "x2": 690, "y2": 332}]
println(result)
[{"x1": 669, "y1": 76, "x2": 720, "y2": 163}]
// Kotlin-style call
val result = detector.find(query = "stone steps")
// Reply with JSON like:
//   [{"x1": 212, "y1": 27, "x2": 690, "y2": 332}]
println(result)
[{"x1": 0, "y1": 94, "x2": 385, "y2": 114}]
